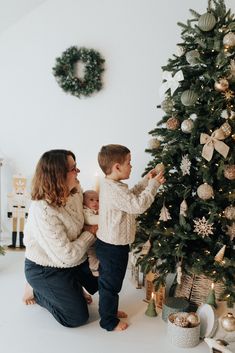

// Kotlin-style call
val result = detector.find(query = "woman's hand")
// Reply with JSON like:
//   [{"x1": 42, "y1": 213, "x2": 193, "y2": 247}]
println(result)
[{"x1": 83, "y1": 224, "x2": 98, "y2": 235}]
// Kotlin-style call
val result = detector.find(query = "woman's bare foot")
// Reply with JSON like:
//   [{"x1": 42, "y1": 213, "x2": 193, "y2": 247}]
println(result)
[
  {"x1": 83, "y1": 289, "x2": 92, "y2": 304},
  {"x1": 114, "y1": 320, "x2": 128, "y2": 331},
  {"x1": 22, "y1": 283, "x2": 36, "y2": 305},
  {"x1": 117, "y1": 310, "x2": 128, "y2": 318}
]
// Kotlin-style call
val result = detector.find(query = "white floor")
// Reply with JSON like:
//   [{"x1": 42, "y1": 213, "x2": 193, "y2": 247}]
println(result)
[{"x1": 0, "y1": 251, "x2": 234, "y2": 353}]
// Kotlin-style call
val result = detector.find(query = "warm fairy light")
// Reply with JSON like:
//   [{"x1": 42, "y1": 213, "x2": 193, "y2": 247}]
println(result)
[
  {"x1": 211, "y1": 283, "x2": 215, "y2": 290},
  {"x1": 213, "y1": 270, "x2": 217, "y2": 274},
  {"x1": 226, "y1": 294, "x2": 231, "y2": 298},
  {"x1": 151, "y1": 292, "x2": 154, "y2": 300}
]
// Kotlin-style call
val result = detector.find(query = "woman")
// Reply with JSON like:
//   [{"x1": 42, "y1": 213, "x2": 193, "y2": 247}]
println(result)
[{"x1": 23, "y1": 149, "x2": 98, "y2": 327}]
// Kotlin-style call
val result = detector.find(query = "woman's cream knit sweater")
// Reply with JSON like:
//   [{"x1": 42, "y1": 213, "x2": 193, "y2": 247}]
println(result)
[{"x1": 24, "y1": 190, "x2": 94, "y2": 268}]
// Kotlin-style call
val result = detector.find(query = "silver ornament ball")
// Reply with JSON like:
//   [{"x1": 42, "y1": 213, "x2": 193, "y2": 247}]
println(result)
[
  {"x1": 186, "y1": 50, "x2": 200, "y2": 65},
  {"x1": 181, "y1": 119, "x2": 194, "y2": 133}
]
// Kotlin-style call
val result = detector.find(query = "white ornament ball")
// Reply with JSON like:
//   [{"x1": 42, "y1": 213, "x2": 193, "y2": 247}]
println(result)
[
  {"x1": 198, "y1": 12, "x2": 216, "y2": 32},
  {"x1": 181, "y1": 119, "x2": 194, "y2": 133},
  {"x1": 186, "y1": 50, "x2": 200, "y2": 65},
  {"x1": 148, "y1": 138, "x2": 161, "y2": 149},
  {"x1": 223, "y1": 32, "x2": 235, "y2": 47},
  {"x1": 224, "y1": 206, "x2": 235, "y2": 220},
  {"x1": 197, "y1": 183, "x2": 214, "y2": 200},
  {"x1": 176, "y1": 45, "x2": 185, "y2": 57},
  {"x1": 190, "y1": 113, "x2": 198, "y2": 121}
]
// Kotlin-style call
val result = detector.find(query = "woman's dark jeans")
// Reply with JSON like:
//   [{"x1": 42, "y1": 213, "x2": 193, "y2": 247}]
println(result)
[{"x1": 25, "y1": 258, "x2": 98, "y2": 327}]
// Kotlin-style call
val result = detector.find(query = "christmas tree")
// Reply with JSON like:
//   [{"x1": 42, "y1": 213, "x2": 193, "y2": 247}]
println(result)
[{"x1": 133, "y1": 0, "x2": 235, "y2": 307}]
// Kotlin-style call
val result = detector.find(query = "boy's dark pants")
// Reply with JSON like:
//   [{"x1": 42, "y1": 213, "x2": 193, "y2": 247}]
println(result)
[
  {"x1": 25, "y1": 258, "x2": 98, "y2": 327},
  {"x1": 95, "y1": 238, "x2": 129, "y2": 331}
]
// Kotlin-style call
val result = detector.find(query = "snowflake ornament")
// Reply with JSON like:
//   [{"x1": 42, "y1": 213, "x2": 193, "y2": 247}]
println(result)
[
  {"x1": 180, "y1": 154, "x2": 191, "y2": 175},
  {"x1": 193, "y1": 217, "x2": 214, "y2": 237}
]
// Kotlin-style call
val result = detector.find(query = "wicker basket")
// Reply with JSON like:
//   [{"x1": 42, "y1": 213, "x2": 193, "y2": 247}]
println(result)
[{"x1": 175, "y1": 273, "x2": 225, "y2": 306}]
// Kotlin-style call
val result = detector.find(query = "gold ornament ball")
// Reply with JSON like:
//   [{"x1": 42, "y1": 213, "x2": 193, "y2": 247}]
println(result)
[
  {"x1": 197, "y1": 183, "x2": 214, "y2": 200},
  {"x1": 224, "y1": 205, "x2": 235, "y2": 220},
  {"x1": 223, "y1": 32, "x2": 235, "y2": 47},
  {"x1": 224, "y1": 165, "x2": 235, "y2": 180},
  {"x1": 187, "y1": 313, "x2": 200, "y2": 327},
  {"x1": 148, "y1": 138, "x2": 161, "y2": 149},
  {"x1": 166, "y1": 117, "x2": 180, "y2": 130},
  {"x1": 155, "y1": 163, "x2": 165, "y2": 174},
  {"x1": 214, "y1": 78, "x2": 229, "y2": 92},
  {"x1": 174, "y1": 316, "x2": 189, "y2": 327},
  {"x1": 221, "y1": 313, "x2": 235, "y2": 332}
]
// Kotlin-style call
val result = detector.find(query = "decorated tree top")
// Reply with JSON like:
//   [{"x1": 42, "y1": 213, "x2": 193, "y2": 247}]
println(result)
[{"x1": 133, "y1": 0, "x2": 235, "y2": 306}]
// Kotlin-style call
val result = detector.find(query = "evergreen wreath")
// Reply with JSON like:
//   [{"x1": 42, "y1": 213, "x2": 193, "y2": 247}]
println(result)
[{"x1": 52, "y1": 46, "x2": 105, "y2": 98}]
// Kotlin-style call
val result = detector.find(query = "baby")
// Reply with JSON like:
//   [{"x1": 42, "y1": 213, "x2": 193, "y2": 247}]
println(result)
[{"x1": 83, "y1": 190, "x2": 99, "y2": 277}]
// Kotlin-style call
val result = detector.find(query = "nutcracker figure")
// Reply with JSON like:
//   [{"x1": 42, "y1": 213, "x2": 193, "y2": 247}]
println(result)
[{"x1": 7, "y1": 175, "x2": 30, "y2": 249}]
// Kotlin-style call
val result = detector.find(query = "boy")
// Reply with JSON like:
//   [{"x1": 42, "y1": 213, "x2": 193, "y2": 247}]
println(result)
[{"x1": 96, "y1": 144, "x2": 165, "y2": 331}]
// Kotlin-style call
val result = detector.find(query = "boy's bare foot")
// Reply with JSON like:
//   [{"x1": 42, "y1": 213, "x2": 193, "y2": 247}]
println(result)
[
  {"x1": 114, "y1": 320, "x2": 128, "y2": 331},
  {"x1": 117, "y1": 310, "x2": 128, "y2": 318},
  {"x1": 23, "y1": 283, "x2": 36, "y2": 305},
  {"x1": 83, "y1": 289, "x2": 92, "y2": 304}
]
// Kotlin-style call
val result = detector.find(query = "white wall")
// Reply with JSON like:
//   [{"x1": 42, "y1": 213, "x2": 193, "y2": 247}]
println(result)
[{"x1": 0, "y1": 0, "x2": 234, "y2": 236}]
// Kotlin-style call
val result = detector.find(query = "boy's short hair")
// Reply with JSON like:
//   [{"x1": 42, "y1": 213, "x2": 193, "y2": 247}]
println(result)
[{"x1": 98, "y1": 144, "x2": 130, "y2": 175}]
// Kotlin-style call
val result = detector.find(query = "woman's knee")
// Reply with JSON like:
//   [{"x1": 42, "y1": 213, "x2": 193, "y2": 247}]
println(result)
[{"x1": 56, "y1": 310, "x2": 89, "y2": 328}]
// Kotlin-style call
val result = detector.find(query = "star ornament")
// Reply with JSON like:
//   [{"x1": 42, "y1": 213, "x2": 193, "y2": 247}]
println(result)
[
  {"x1": 193, "y1": 217, "x2": 214, "y2": 238},
  {"x1": 222, "y1": 89, "x2": 235, "y2": 100}
]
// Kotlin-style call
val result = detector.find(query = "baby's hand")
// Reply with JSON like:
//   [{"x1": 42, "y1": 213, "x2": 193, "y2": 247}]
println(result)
[
  {"x1": 83, "y1": 224, "x2": 98, "y2": 236},
  {"x1": 154, "y1": 171, "x2": 165, "y2": 185}
]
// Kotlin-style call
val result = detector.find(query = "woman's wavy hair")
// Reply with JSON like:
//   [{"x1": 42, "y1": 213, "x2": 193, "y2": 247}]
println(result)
[{"x1": 31, "y1": 149, "x2": 77, "y2": 207}]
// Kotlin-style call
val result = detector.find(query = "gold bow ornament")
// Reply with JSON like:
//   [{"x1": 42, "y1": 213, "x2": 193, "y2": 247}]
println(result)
[{"x1": 200, "y1": 127, "x2": 230, "y2": 162}]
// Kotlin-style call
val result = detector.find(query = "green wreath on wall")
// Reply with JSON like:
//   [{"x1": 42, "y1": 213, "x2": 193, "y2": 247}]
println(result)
[{"x1": 52, "y1": 46, "x2": 105, "y2": 98}]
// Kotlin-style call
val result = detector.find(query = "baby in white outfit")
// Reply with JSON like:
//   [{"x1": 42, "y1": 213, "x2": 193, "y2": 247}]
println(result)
[{"x1": 83, "y1": 190, "x2": 99, "y2": 277}]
